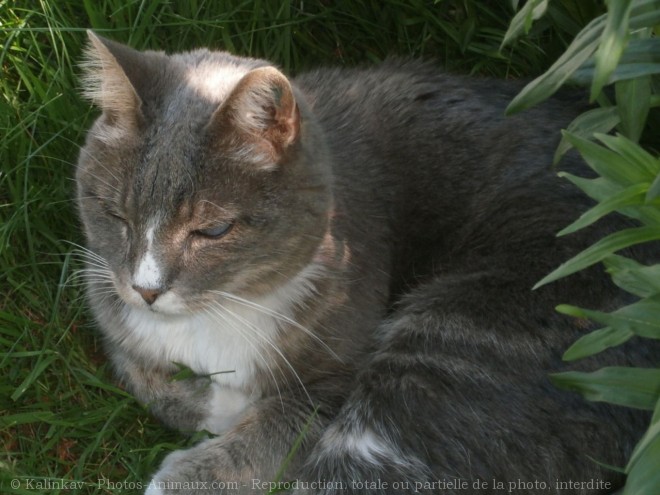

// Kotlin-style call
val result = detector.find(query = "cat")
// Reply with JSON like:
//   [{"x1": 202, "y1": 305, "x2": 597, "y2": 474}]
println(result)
[{"x1": 75, "y1": 31, "x2": 658, "y2": 495}]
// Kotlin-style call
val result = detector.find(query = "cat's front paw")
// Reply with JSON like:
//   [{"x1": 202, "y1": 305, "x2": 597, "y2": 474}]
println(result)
[{"x1": 145, "y1": 439, "x2": 243, "y2": 495}]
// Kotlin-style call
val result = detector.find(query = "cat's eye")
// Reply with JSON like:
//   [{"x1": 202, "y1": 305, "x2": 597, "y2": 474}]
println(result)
[
  {"x1": 107, "y1": 210, "x2": 128, "y2": 223},
  {"x1": 193, "y1": 222, "x2": 234, "y2": 239}
]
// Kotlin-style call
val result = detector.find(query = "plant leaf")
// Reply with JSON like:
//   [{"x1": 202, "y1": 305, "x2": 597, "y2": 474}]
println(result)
[
  {"x1": 550, "y1": 367, "x2": 660, "y2": 410},
  {"x1": 535, "y1": 226, "x2": 660, "y2": 289},
  {"x1": 505, "y1": 15, "x2": 604, "y2": 114},
  {"x1": 597, "y1": 133, "x2": 660, "y2": 178},
  {"x1": 553, "y1": 106, "x2": 620, "y2": 165},
  {"x1": 563, "y1": 132, "x2": 652, "y2": 184},
  {"x1": 648, "y1": 173, "x2": 660, "y2": 202},
  {"x1": 604, "y1": 255, "x2": 660, "y2": 297},
  {"x1": 628, "y1": 1, "x2": 660, "y2": 31},
  {"x1": 558, "y1": 172, "x2": 622, "y2": 203},
  {"x1": 562, "y1": 325, "x2": 634, "y2": 361},
  {"x1": 500, "y1": 0, "x2": 549, "y2": 48},
  {"x1": 590, "y1": 0, "x2": 633, "y2": 99},
  {"x1": 576, "y1": 36, "x2": 660, "y2": 86},
  {"x1": 572, "y1": 63, "x2": 660, "y2": 86},
  {"x1": 616, "y1": 76, "x2": 652, "y2": 143},
  {"x1": 624, "y1": 427, "x2": 660, "y2": 495},
  {"x1": 557, "y1": 183, "x2": 648, "y2": 236},
  {"x1": 556, "y1": 298, "x2": 660, "y2": 340},
  {"x1": 626, "y1": 396, "x2": 660, "y2": 475}
]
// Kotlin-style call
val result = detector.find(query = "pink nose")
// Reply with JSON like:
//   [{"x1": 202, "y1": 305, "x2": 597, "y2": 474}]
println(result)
[{"x1": 132, "y1": 285, "x2": 162, "y2": 305}]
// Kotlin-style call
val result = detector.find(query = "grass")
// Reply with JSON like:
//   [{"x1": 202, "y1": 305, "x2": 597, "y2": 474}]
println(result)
[{"x1": 0, "y1": 1, "x2": 602, "y2": 493}]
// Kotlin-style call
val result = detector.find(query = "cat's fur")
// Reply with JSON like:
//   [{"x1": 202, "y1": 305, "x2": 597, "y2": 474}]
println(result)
[{"x1": 76, "y1": 32, "x2": 658, "y2": 495}]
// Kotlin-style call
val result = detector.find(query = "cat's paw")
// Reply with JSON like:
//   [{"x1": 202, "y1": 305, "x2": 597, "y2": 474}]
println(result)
[{"x1": 145, "y1": 439, "x2": 242, "y2": 495}]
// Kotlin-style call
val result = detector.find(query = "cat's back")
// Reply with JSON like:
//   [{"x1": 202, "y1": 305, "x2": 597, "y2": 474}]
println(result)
[{"x1": 293, "y1": 61, "x2": 593, "y2": 282}]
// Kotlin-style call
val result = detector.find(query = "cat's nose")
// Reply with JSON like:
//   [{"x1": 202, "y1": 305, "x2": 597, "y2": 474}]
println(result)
[{"x1": 132, "y1": 285, "x2": 162, "y2": 305}]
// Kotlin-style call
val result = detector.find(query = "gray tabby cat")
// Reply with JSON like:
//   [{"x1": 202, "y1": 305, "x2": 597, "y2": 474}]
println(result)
[{"x1": 76, "y1": 31, "x2": 657, "y2": 495}]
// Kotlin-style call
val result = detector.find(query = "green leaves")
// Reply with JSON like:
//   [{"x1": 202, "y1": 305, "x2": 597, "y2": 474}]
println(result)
[
  {"x1": 505, "y1": 15, "x2": 604, "y2": 114},
  {"x1": 500, "y1": 0, "x2": 549, "y2": 47},
  {"x1": 550, "y1": 367, "x2": 660, "y2": 410},
  {"x1": 535, "y1": 227, "x2": 660, "y2": 289},
  {"x1": 558, "y1": 254, "x2": 660, "y2": 361},
  {"x1": 557, "y1": 297, "x2": 660, "y2": 340},
  {"x1": 561, "y1": 326, "x2": 633, "y2": 362},
  {"x1": 506, "y1": 0, "x2": 660, "y2": 114},
  {"x1": 535, "y1": 131, "x2": 660, "y2": 289},
  {"x1": 605, "y1": 255, "x2": 660, "y2": 298},
  {"x1": 507, "y1": 1, "x2": 660, "y2": 492},
  {"x1": 553, "y1": 107, "x2": 620, "y2": 164},
  {"x1": 556, "y1": 183, "x2": 647, "y2": 236},
  {"x1": 624, "y1": 398, "x2": 660, "y2": 495},
  {"x1": 590, "y1": 0, "x2": 633, "y2": 99}
]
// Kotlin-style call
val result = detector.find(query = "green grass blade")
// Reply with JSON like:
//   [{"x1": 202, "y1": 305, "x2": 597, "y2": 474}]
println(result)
[{"x1": 10, "y1": 353, "x2": 58, "y2": 401}]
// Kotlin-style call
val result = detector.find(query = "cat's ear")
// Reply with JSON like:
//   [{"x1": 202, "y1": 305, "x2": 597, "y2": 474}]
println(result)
[
  {"x1": 210, "y1": 66, "x2": 300, "y2": 169},
  {"x1": 81, "y1": 31, "x2": 149, "y2": 131}
]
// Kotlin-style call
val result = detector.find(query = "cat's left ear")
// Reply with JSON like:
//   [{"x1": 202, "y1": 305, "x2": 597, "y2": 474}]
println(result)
[
  {"x1": 81, "y1": 31, "x2": 160, "y2": 133},
  {"x1": 209, "y1": 66, "x2": 300, "y2": 170}
]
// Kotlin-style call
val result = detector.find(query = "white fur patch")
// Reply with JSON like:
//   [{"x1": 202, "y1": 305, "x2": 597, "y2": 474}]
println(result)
[
  {"x1": 133, "y1": 224, "x2": 162, "y2": 289},
  {"x1": 183, "y1": 63, "x2": 247, "y2": 103},
  {"x1": 320, "y1": 427, "x2": 398, "y2": 465},
  {"x1": 134, "y1": 251, "x2": 162, "y2": 288},
  {"x1": 123, "y1": 305, "x2": 265, "y2": 389},
  {"x1": 121, "y1": 263, "x2": 323, "y2": 391},
  {"x1": 198, "y1": 383, "x2": 252, "y2": 435}
]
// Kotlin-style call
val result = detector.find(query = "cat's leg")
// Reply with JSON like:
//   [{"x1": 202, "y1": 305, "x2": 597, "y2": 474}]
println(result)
[
  {"x1": 299, "y1": 268, "x2": 647, "y2": 494},
  {"x1": 144, "y1": 392, "x2": 331, "y2": 495},
  {"x1": 111, "y1": 350, "x2": 251, "y2": 435}
]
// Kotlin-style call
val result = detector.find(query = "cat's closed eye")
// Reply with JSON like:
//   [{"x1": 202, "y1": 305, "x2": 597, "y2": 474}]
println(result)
[
  {"x1": 192, "y1": 222, "x2": 234, "y2": 239},
  {"x1": 107, "y1": 210, "x2": 128, "y2": 223}
]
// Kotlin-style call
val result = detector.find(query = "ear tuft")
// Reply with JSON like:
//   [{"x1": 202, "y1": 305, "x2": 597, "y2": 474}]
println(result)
[
  {"x1": 81, "y1": 31, "x2": 143, "y2": 129},
  {"x1": 210, "y1": 66, "x2": 300, "y2": 168}
]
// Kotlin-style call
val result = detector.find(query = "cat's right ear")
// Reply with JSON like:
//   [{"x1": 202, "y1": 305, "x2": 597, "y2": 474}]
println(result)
[
  {"x1": 208, "y1": 66, "x2": 301, "y2": 171},
  {"x1": 81, "y1": 31, "x2": 148, "y2": 133}
]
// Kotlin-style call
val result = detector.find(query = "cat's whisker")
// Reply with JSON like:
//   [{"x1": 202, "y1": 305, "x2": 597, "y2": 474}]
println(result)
[
  {"x1": 63, "y1": 274, "x2": 103, "y2": 289},
  {"x1": 210, "y1": 300, "x2": 314, "y2": 408},
  {"x1": 212, "y1": 290, "x2": 340, "y2": 362},
  {"x1": 64, "y1": 241, "x2": 110, "y2": 263},
  {"x1": 68, "y1": 249, "x2": 111, "y2": 270},
  {"x1": 202, "y1": 303, "x2": 286, "y2": 412}
]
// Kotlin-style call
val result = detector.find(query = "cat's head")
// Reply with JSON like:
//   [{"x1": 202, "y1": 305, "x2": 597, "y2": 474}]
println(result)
[{"x1": 76, "y1": 32, "x2": 332, "y2": 315}]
